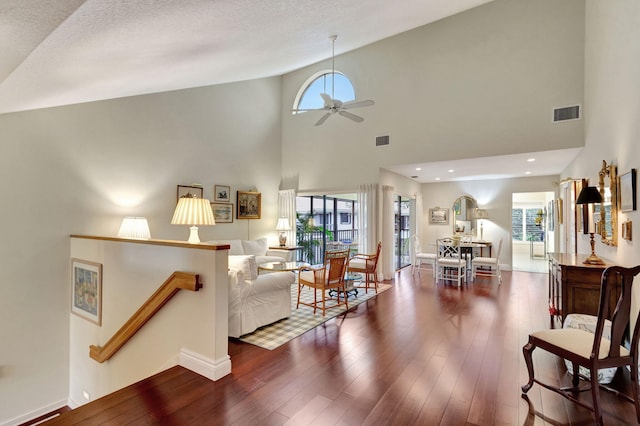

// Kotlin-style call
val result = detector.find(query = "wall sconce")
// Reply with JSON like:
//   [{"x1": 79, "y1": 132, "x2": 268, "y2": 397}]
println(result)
[
  {"x1": 576, "y1": 186, "x2": 604, "y2": 265},
  {"x1": 474, "y1": 208, "x2": 489, "y2": 241},
  {"x1": 171, "y1": 194, "x2": 215, "y2": 244},
  {"x1": 275, "y1": 217, "x2": 291, "y2": 247},
  {"x1": 117, "y1": 217, "x2": 151, "y2": 240}
]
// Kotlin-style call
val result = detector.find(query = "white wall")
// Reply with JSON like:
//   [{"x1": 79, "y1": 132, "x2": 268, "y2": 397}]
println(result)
[
  {"x1": 281, "y1": 0, "x2": 585, "y2": 193},
  {"x1": 0, "y1": 77, "x2": 283, "y2": 425},
  {"x1": 421, "y1": 175, "x2": 559, "y2": 268}
]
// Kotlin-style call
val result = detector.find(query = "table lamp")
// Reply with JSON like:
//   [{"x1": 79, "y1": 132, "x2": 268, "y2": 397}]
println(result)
[
  {"x1": 117, "y1": 217, "x2": 151, "y2": 240},
  {"x1": 576, "y1": 186, "x2": 605, "y2": 265},
  {"x1": 475, "y1": 208, "x2": 489, "y2": 241},
  {"x1": 275, "y1": 217, "x2": 291, "y2": 247},
  {"x1": 171, "y1": 194, "x2": 215, "y2": 244}
]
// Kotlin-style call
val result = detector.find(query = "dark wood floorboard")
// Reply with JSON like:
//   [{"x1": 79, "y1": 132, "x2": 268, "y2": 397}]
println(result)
[{"x1": 45, "y1": 267, "x2": 640, "y2": 425}]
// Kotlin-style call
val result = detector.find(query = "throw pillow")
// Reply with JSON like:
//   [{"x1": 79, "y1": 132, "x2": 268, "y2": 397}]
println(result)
[
  {"x1": 241, "y1": 238, "x2": 268, "y2": 256},
  {"x1": 228, "y1": 255, "x2": 258, "y2": 281}
]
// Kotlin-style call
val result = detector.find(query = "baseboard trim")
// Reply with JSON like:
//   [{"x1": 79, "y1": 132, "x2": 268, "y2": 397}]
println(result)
[
  {"x1": 178, "y1": 348, "x2": 231, "y2": 381},
  {"x1": 1, "y1": 400, "x2": 68, "y2": 426}
]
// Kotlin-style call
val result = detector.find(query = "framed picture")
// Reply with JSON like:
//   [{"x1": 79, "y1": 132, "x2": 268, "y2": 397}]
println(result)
[
  {"x1": 429, "y1": 207, "x2": 449, "y2": 224},
  {"x1": 210, "y1": 202, "x2": 233, "y2": 223},
  {"x1": 619, "y1": 169, "x2": 637, "y2": 212},
  {"x1": 214, "y1": 185, "x2": 230, "y2": 202},
  {"x1": 71, "y1": 259, "x2": 102, "y2": 325},
  {"x1": 237, "y1": 191, "x2": 261, "y2": 219},
  {"x1": 177, "y1": 185, "x2": 203, "y2": 203}
]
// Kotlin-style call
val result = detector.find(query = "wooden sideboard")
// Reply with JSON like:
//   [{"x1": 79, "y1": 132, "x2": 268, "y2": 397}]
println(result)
[{"x1": 548, "y1": 252, "x2": 619, "y2": 325}]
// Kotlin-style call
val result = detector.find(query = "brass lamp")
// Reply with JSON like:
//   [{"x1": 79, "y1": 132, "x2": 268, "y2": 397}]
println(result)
[
  {"x1": 171, "y1": 194, "x2": 215, "y2": 244},
  {"x1": 576, "y1": 186, "x2": 605, "y2": 265}
]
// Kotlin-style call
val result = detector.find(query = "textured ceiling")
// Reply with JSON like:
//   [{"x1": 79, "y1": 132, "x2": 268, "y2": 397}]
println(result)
[{"x1": 0, "y1": 0, "x2": 494, "y2": 115}]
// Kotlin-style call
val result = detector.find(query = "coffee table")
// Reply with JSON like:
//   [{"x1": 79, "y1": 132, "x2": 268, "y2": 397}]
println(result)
[
  {"x1": 258, "y1": 261, "x2": 309, "y2": 273},
  {"x1": 329, "y1": 272, "x2": 362, "y2": 298}
]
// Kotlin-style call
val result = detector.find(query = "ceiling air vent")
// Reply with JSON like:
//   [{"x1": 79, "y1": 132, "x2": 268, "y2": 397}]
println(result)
[
  {"x1": 376, "y1": 135, "x2": 390, "y2": 146},
  {"x1": 553, "y1": 105, "x2": 580, "y2": 122}
]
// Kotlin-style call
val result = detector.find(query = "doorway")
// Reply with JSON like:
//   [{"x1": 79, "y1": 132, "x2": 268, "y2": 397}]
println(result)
[{"x1": 512, "y1": 191, "x2": 555, "y2": 273}]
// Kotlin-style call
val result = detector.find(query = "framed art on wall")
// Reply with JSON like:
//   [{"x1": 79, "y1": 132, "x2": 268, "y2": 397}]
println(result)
[
  {"x1": 71, "y1": 259, "x2": 102, "y2": 325},
  {"x1": 429, "y1": 207, "x2": 449, "y2": 224},
  {"x1": 619, "y1": 169, "x2": 637, "y2": 212},
  {"x1": 177, "y1": 184, "x2": 203, "y2": 202},
  {"x1": 237, "y1": 191, "x2": 261, "y2": 219},
  {"x1": 214, "y1": 185, "x2": 230, "y2": 202},
  {"x1": 210, "y1": 202, "x2": 233, "y2": 223}
]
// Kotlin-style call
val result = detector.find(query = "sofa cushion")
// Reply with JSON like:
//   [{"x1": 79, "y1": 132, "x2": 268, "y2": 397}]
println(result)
[
  {"x1": 228, "y1": 255, "x2": 258, "y2": 281},
  {"x1": 206, "y1": 239, "x2": 244, "y2": 255},
  {"x1": 242, "y1": 238, "x2": 268, "y2": 256}
]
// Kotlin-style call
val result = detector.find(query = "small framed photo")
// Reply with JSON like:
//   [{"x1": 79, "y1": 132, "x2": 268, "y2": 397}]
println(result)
[
  {"x1": 210, "y1": 202, "x2": 234, "y2": 223},
  {"x1": 71, "y1": 259, "x2": 102, "y2": 325},
  {"x1": 237, "y1": 191, "x2": 261, "y2": 219},
  {"x1": 619, "y1": 169, "x2": 637, "y2": 212},
  {"x1": 429, "y1": 207, "x2": 449, "y2": 224},
  {"x1": 177, "y1": 185, "x2": 203, "y2": 203},
  {"x1": 214, "y1": 185, "x2": 230, "y2": 202}
]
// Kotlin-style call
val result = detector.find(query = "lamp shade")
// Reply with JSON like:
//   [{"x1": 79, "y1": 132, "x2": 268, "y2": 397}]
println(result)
[
  {"x1": 117, "y1": 217, "x2": 151, "y2": 240},
  {"x1": 275, "y1": 217, "x2": 291, "y2": 231},
  {"x1": 474, "y1": 209, "x2": 489, "y2": 220},
  {"x1": 576, "y1": 186, "x2": 603, "y2": 204},
  {"x1": 171, "y1": 196, "x2": 215, "y2": 226}
]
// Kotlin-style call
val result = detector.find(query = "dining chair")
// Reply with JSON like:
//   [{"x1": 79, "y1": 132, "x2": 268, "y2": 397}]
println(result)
[
  {"x1": 521, "y1": 265, "x2": 640, "y2": 425},
  {"x1": 435, "y1": 238, "x2": 466, "y2": 287},
  {"x1": 471, "y1": 238, "x2": 503, "y2": 283},
  {"x1": 297, "y1": 249, "x2": 349, "y2": 316},
  {"x1": 347, "y1": 241, "x2": 381, "y2": 293},
  {"x1": 412, "y1": 234, "x2": 436, "y2": 277}
]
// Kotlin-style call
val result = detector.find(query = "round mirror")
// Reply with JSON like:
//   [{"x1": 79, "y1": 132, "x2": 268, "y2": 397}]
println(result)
[{"x1": 452, "y1": 196, "x2": 478, "y2": 235}]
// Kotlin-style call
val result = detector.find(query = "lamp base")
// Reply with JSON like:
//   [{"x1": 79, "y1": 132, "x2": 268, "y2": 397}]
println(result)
[
  {"x1": 582, "y1": 232, "x2": 605, "y2": 265},
  {"x1": 279, "y1": 233, "x2": 287, "y2": 247},
  {"x1": 187, "y1": 226, "x2": 201, "y2": 244}
]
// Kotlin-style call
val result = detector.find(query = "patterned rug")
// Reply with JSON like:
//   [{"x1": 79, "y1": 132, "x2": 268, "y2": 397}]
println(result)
[{"x1": 238, "y1": 282, "x2": 391, "y2": 350}]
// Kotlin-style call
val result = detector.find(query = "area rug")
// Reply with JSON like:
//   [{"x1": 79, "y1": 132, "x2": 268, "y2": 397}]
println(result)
[{"x1": 239, "y1": 282, "x2": 391, "y2": 350}]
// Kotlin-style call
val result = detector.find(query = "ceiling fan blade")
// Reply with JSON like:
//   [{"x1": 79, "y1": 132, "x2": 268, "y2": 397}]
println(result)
[
  {"x1": 292, "y1": 108, "x2": 325, "y2": 112},
  {"x1": 319, "y1": 93, "x2": 333, "y2": 107},
  {"x1": 338, "y1": 110, "x2": 364, "y2": 123},
  {"x1": 315, "y1": 112, "x2": 332, "y2": 126},
  {"x1": 342, "y1": 99, "x2": 375, "y2": 109}
]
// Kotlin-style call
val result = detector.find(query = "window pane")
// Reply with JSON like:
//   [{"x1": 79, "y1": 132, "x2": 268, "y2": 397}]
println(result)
[
  {"x1": 525, "y1": 209, "x2": 544, "y2": 241},
  {"x1": 512, "y1": 209, "x2": 523, "y2": 241},
  {"x1": 298, "y1": 73, "x2": 355, "y2": 110}
]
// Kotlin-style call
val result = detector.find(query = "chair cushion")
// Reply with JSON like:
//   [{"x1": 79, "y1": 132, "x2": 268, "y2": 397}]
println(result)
[
  {"x1": 228, "y1": 255, "x2": 258, "y2": 281},
  {"x1": 416, "y1": 253, "x2": 436, "y2": 260},
  {"x1": 473, "y1": 256, "x2": 497, "y2": 265},
  {"x1": 242, "y1": 238, "x2": 268, "y2": 256},
  {"x1": 531, "y1": 328, "x2": 629, "y2": 360},
  {"x1": 437, "y1": 258, "x2": 465, "y2": 267}
]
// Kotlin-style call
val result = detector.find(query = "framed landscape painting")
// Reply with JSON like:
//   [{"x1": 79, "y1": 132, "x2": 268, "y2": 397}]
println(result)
[
  {"x1": 211, "y1": 202, "x2": 233, "y2": 223},
  {"x1": 619, "y1": 169, "x2": 637, "y2": 212},
  {"x1": 71, "y1": 259, "x2": 102, "y2": 325},
  {"x1": 429, "y1": 207, "x2": 449, "y2": 224}
]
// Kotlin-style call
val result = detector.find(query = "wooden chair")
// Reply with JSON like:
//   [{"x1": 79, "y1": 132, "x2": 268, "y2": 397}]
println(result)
[
  {"x1": 412, "y1": 234, "x2": 436, "y2": 277},
  {"x1": 347, "y1": 241, "x2": 381, "y2": 293},
  {"x1": 297, "y1": 250, "x2": 349, "y2": 316},
  {"x1": 521, "y1": 265, "x2": 640, "y2": 425},
  {"x1": 471, "y1": 238, "x2": 502, "y2": 283},
  {"x1": 435, "y1": 238, "x2": 466, "y2": 287}
]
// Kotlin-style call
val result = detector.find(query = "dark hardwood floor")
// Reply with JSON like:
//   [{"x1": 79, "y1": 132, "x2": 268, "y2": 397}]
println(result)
[{"x1": 45, "y1": 267, "x2": 640, "y2": 425}]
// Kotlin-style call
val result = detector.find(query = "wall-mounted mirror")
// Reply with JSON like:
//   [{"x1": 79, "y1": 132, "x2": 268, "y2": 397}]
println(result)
[
  {"x1": 597, "y1": 160, "x2": 617, "y2": 246},
  {"x1": 452, "y1": 196, "x2": 478, "y2": 235}
]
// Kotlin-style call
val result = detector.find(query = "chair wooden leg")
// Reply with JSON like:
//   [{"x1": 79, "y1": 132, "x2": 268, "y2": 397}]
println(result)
[
  {"x1": 296, "y1": 283, "x2": 302, "y2": 309},
  {"x1": 521, "y1": 341, "x2": 536, "y2": 393},
  {"x1": 631, "y1": 358, "x2": 640, "y2": 423},
  {"x1": 589, "y1": 366, "x2": 604, "y2": 425}
]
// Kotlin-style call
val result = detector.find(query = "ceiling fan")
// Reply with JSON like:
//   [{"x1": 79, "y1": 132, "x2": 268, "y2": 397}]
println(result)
[{"x1": 293, "y1": 35, "x2": 375, "y2": 126}]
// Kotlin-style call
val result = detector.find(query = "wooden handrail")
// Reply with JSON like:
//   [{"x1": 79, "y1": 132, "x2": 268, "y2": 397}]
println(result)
[{"x1": 90, "y1": 271, "x2": 201, "y2": 363}]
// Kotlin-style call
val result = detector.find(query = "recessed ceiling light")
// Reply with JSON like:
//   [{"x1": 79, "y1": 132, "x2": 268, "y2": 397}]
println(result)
[
  {"x1": 525, "y1": 171, "x2": 532, "y2": 175},
  {"x1": 435, "y1": 177, "x2": 441, "y2": 181},
  {"x1": 527, "y1": 158, "x2": 536, "y2": 162},
  {"x1": 415, "y1": 167, "x2": 422, "y2": 171},
  {"x1": 448, "y1": 169, "x2": 454, "y2": 173}
]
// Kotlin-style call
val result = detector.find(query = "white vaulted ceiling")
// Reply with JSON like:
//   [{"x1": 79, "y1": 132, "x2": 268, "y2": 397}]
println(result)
[{"x1": 0, "y1": 0, "x2": 494, "y2": 115}]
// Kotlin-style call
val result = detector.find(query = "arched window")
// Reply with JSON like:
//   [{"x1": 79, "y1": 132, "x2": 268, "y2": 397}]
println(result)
[{"x1": 293, "y1": 70, "x2": 356, "y2": 113}]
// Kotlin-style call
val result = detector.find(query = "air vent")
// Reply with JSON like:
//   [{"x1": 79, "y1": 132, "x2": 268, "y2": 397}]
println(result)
[
  {"x1": 376, "y1": 135, "x2": 390, "y2": 146},
  {"x1": 553, "y1": 105, "x2": 580, "y2": 122}
]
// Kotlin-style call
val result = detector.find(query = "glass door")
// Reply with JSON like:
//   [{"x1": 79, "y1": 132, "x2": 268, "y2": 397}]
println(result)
[{"x1": 394, "y1": 195, "x2": 411, "y2": 270}]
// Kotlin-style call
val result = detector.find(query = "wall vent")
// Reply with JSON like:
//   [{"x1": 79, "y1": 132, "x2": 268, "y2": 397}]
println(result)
[
  {"x1": 553, "y1": 105, "x2": 580, "y2": 122},
  {"x1": 376, "y1": 135, "x2": 390, "y2": 146}
]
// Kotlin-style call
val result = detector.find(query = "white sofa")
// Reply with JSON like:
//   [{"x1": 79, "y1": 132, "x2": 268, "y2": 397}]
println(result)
[
  {"x1": 208, "y1": 237, "x2": 294, "y2": 264},
  {"x1": 227, "y1": 254, "x2": 294, "y2": 338}
]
